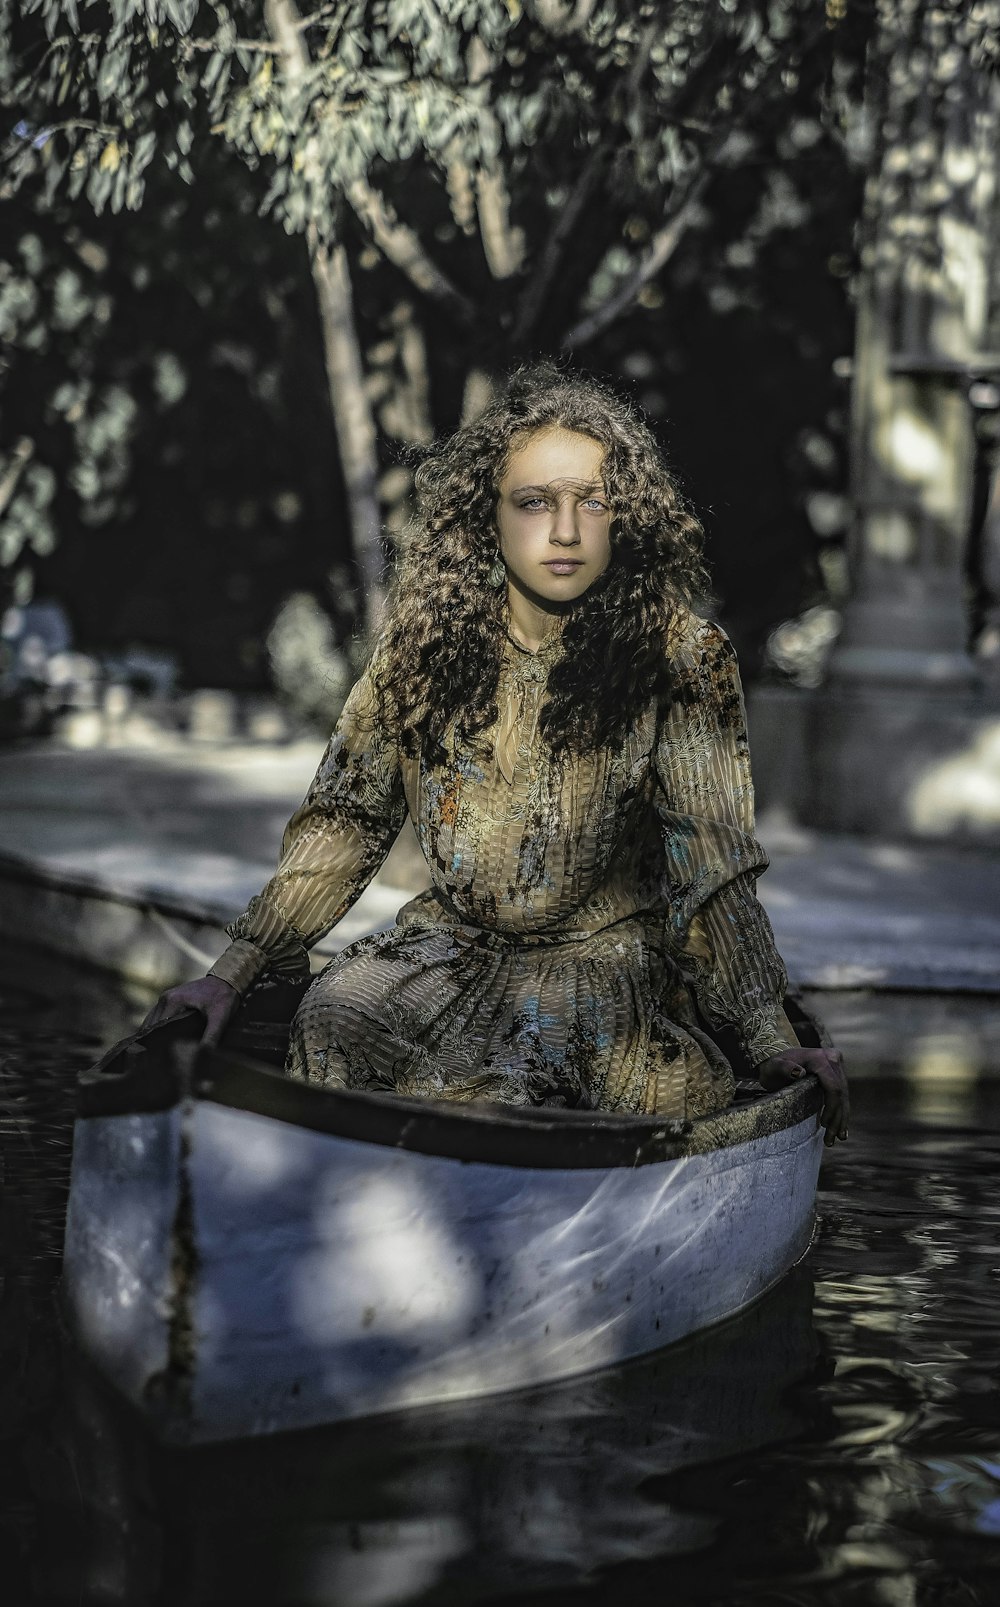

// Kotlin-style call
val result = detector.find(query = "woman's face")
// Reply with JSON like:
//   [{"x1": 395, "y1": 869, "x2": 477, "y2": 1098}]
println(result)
[{"x1": 495, "y1": 427, "x2": 612, "y2": 609}]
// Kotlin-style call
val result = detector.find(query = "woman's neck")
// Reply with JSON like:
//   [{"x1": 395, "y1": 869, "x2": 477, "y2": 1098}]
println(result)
[{"x1": 505, "y1": 581, "x2": 565, "y2": 654}]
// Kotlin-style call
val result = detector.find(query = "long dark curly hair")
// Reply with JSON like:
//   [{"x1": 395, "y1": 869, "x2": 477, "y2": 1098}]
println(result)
[{"x1": 374, "y1": 362, "x2": 710, "y2": 757}]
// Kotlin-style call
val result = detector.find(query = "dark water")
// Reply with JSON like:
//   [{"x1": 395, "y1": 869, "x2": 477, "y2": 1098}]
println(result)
[{"x1": 2, "y1": 945, "x2": 999, "y2": 1607}]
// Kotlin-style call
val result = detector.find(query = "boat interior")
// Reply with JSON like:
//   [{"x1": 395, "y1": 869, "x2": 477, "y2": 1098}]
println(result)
[{"x1": 78, "y1": 978, "x2": 826, "y2": 1171}]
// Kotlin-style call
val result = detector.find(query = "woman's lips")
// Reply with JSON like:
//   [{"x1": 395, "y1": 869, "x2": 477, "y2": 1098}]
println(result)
[{"x1": 543, "y1": 560, "x2": 583, "y2": 574}]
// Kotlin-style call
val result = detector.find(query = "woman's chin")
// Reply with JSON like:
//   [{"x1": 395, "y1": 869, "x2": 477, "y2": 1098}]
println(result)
[{"x1": 509, "y1": 573, "x2": 596, "y2": 611}]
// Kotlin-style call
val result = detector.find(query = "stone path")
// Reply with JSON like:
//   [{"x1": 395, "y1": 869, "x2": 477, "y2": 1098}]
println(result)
[{"x1": 1, "y1": 739, "x2": 997, "y2": 1018}]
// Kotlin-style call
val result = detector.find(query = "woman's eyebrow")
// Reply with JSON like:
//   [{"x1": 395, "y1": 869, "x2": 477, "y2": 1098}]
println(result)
[{"x1": 510, "y1": 480, "x2": 607, "y2": 495}]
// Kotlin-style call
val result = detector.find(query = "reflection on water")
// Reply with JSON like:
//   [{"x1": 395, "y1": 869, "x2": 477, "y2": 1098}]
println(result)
[
  {"x1": 43, "y1": 1269, "x2": 818, "y2": 1606},
  {"x1": 2, "y1": 942, "x2": 999, "y2": 1606}
]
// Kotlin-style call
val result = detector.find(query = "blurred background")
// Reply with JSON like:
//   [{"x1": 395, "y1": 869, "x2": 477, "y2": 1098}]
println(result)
[{"x1": 2, "y1": 0, "x2": 1000, "y2": 848}]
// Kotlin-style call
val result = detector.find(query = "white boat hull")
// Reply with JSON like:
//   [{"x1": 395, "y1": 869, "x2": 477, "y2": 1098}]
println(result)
[{"x1": 63, "y1": 1066, "x2": 823, "y2": 1443}]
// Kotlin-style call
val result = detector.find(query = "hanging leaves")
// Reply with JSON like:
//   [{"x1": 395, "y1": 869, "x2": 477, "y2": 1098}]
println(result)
[{"x1": 3, "y1": 0, "x2": 867, "y2": 322}]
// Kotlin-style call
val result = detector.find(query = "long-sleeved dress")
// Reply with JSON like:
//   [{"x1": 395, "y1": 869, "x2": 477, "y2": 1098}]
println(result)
[{"x1": 208, "y1": 612, "x2": 799, "y2": 1120}]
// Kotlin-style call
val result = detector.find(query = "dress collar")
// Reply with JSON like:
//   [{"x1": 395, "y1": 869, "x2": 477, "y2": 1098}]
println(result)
[{"x1": 503, "y1": 618, "x2": 566, "y2": 677}]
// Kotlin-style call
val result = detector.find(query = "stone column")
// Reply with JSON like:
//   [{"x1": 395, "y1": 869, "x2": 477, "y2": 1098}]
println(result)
[{"x1": 810, "y1": 0, "x2": 1000, "y2": 839}]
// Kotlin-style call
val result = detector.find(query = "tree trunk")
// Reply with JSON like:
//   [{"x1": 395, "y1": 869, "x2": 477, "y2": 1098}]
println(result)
[
  {"x1": 310, "y1": 237, "x2": 385, "y2": 631},
  {"x1": 264, "y1": 0, "x2": 384, "y2": 637}
]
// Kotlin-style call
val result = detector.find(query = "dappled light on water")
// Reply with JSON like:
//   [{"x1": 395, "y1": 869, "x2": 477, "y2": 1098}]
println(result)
[{"x1": 2, "y1": 948, "x2": 1000, "y2": 1604}]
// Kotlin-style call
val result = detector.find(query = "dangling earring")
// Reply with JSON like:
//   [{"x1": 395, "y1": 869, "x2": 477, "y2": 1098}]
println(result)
[{"x1": 487, "y1": 557, "x2": 506, "y2": 589}]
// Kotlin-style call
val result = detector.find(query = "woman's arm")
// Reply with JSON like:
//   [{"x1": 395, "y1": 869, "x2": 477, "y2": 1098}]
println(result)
[
  {"x1": 653, "y1": 618, "x2": 848, "y2": 1143},
  {"x1": 652, "y1": 618, "x2": 800, "y2": 1067},
  {"x1": 205, "y1": 657, "x2": 407, "y2": 997},
  {"x1": 142, "y1": 658, "x2": 408, "y2": 1047},
  {"x1": 141, "y1": 661, "x2": 406, "y2": 1042}
]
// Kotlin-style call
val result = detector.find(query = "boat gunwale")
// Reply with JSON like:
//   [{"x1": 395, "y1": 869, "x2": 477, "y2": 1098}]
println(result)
[{"x1": 78, "y1": 1024, "x2": 823, "y2": 1171}]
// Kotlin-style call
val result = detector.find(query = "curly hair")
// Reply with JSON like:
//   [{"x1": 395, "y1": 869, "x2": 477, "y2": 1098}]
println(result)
[{"x1": 374, "y1": 362, "x2": 710, "y2": 757}]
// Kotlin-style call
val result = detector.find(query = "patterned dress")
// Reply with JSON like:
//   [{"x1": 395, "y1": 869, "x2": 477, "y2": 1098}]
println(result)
[{"x1": 209, "y1": 612, "x2": 799, "y2": 1120}]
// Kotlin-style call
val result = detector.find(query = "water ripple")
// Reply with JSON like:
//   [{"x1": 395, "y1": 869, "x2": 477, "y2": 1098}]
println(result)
[{"x1": 2, "y1": 948, "x2": 1000, "y2": 1605}]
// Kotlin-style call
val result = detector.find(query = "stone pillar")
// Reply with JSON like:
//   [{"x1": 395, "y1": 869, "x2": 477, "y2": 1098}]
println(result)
[
  {"x1": 976, "y1": 445, "x2": 1000, "y2": 672},
  {"x1": 810, "y1": 0, "x2": 1000, "y2": 840}
]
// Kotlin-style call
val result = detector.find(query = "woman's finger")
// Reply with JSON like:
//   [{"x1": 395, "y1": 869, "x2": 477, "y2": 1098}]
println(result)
[
  {"x1": 822, "y1": 1093, "x2": 844, "y2": 1145},
  {"x1": 141, "y1": 990, "x2": 201, "y2": 1035},
  {"x1": 140, "y1": 996, "x2": 168, "y2": 1031},
  {"x1": 816, "y1": 1061, "x2": 849, "y2": 1144},
  {"x1": 141, "y1": 997, "x2": 184, "y2": 1032},
  {"x1": 757, "y1": 1050, "x2": 850, "y2": 1142},
  {"x1": 201, "y1": 1000, "x2": 234, "y2": 1049}
]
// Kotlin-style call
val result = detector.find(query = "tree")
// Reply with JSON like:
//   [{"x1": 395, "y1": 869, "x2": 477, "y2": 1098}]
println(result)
[
  {"x1": 0, "y1": 131, "x2": 358, "y2": 685},
  {"x1": 3, "y1": 0, "x2": 875, "y2": 641}
]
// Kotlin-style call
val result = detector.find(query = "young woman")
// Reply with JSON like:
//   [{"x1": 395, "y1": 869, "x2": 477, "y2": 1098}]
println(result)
[{"x1": 145, "y1": 365, "x2": 848, "y2": 1143}]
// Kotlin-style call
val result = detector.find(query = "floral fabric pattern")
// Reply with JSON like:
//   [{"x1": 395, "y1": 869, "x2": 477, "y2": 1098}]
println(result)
[{"x1": 210, "y1": 613, "x2": 798, "y2": 1118}]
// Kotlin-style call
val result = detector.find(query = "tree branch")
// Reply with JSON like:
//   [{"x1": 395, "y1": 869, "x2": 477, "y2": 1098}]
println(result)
[
  {"x1": 466, "y1": 37, "x2": 524, "y2": 282},
  {"x1": 26, "y1": 118, "x2": 118, "y2": 137},
  {"x1": 179, "y1": 35, "x2": 281, "y2": 53},
  {"x1": 377, "y1": 301, "x2": 434, "y2": 446},
  {"x1": 310, "y1": 238, "x2": 386, "y2": 621},
  {"x1": 512, "y1": 19, "x2": 658, "y2": 343},
  {"x1": 475, "y1": 166, "x2": 525, "y2": 280},
  {"x1": 261, "y1": 0, "x2": 306, "y2": 60},
  {"x1": 561, "y1": 171, "x2": 709, "y2": 349},
  {"x1": 0, "y1": 439, "x2": 34, "y2": 520},
  {"x1": 511, "y1": 144, "x2": 604, "y2": 344},
  {"x1": 293, "y1": 5, "x2": 338, "y2": 30},
  {"x1": 250, "y1": 0, "x2": 476, "y2": 320},
  {"x1": 345, "y1": 181, "x2": 477, "y2": 318},
  {"x1": 177, "y1": 4, "x2": 338, "y2": 54},
  {"x1": 562, "y1": 10, "x2": 832, "y2": 349}
]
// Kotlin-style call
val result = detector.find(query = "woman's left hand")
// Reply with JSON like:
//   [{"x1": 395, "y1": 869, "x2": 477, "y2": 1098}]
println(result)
[{"x1": 756, "y1": 1047, "x2": 850, "y2": 1148}]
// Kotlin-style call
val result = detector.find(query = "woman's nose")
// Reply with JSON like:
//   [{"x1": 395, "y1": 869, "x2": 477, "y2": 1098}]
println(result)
[{"x1": 551, "y1": 500, "x2": 581, "y2": 545}]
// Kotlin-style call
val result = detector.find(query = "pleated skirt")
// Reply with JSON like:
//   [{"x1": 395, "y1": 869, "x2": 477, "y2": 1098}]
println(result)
[{"x1": 286, "y1": 903, "x2": 735, "y2": 1121}]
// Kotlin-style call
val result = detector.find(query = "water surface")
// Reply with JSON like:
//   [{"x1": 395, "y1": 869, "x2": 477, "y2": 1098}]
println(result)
[{"x1": 1, "y1": 944, "x2": 998, "y2": 1606}]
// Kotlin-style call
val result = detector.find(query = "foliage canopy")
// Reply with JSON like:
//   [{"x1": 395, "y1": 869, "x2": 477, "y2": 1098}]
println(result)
[{"x1": 2, "y1": 0, "x2": 884, "y2": 670}]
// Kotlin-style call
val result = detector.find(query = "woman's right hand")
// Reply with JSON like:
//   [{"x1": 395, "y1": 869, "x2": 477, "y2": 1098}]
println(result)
[{"x1": 140, "y1": 974, "x2": 241, "y2": 1049}]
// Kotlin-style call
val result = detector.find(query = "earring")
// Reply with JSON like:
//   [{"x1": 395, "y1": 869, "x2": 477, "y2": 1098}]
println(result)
[{"x1": 487, "y1": 558, "x2": 506, "y2": 589}]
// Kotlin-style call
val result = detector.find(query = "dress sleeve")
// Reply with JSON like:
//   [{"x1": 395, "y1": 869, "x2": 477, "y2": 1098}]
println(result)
[
  {"x1": 652, "y1": 618, "x2": 799, "y2": 1068},
  {"x1": 207, "y1": 658, "x2": 407, "y2": 996}
]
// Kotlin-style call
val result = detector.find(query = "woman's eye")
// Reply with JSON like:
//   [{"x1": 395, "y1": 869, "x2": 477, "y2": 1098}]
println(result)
[
  {"x1": 519, "y1": 498, "x2": 546, "y2": 509},
  {"x1": 584, "y1": 499, "x2": 607, "y2": 512}
]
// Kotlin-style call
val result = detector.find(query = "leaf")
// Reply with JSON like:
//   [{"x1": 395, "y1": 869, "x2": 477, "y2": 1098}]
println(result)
[
  {"x1": 162, "y1": 0, "x2": 199, "y2": 33},
  {"x1": 99, "y1": 140, "x2": 121, "y2": 173},
  {"x1": 87, "y1": 166, "x2": 113, "y2": 214},
  {"x1": 132, "y1": 130, "x2": 156, "y2": 171},
  {"x1": 201, "y1": 48, "x2": 227, "y2": 94},
  {"x1": 110, "y1": 160, "x2": 129, "y2": 211}
]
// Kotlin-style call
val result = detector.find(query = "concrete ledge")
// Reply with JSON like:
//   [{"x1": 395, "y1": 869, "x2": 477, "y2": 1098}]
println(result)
[
  {"x1": 3, "y1": 839, "x2": 999, "y2": 1001},
  {"x1": 749, "y1": 681, "x2": 1000, "y2": 845},
  {"x1": 0, "y1": 851, "x2": 408, "y2": 994},
  {"x1": 766, "y1": 916, "x2": 1000, "y2": 994},
  {"x1": 800, "y1": 989, "x2": 1000, "y2": 1082},
  {"x1": 0, "y1": 851, "x2": 227, "y2": 991},
  {"x1": 755, "y1": 825, "x2": 1000, "y2": 996}
]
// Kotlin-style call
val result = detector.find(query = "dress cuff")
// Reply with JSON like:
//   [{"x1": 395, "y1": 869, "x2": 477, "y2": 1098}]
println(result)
[
  {"x1": 208, "y1": 938, "x2": 270, "y2": 996},
  {"x1": 738, "y1": 1006, "x2": 801, "y2": 1069}
]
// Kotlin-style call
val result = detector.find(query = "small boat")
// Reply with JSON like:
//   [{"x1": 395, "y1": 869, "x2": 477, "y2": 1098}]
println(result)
[{"x1": 62, "y1": 983, "x2": 826, "y2": 1445}]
